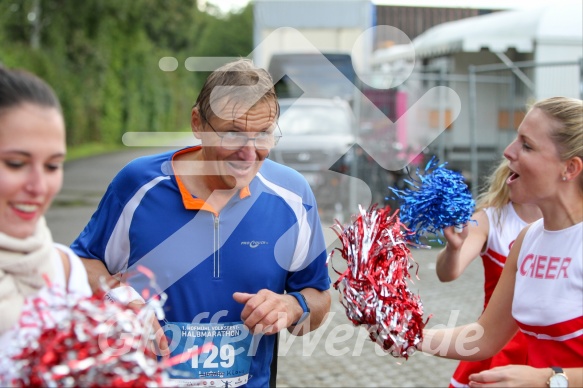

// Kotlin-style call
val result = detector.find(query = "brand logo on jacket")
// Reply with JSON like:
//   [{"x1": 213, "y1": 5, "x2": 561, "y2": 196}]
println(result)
[{"x1": 241, "y1": 241, "x2": 268, "y2": 248}]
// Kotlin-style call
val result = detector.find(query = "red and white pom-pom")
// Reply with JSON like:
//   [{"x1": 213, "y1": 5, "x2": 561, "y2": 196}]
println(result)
[
  {"x1": 330, "y1": 205, "x2": 429, "y2": 359},
  {"x1": 0, "y1": 285, "x2": 170, "y2": 387},
  {"x1": 0, "y1": 269, "x2": 209, "y2": 387}
]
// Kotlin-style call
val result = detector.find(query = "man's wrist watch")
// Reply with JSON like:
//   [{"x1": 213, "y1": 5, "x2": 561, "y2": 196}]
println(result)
[
  {"x1": 548, "y1": 367, "x2": 569, "y2": 388},
  {"x1": 288, "y1": 291, "x2": 310, "y2": 325}
]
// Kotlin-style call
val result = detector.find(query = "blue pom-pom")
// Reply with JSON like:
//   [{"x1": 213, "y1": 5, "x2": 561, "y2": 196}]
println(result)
[{"x1": 389, "y1": 156, "x2": 475, "y2": 245}]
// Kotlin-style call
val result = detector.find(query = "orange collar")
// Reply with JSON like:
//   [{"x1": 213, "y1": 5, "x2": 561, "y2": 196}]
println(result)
[{"x1": 171, "y1": 146, "x2": 251, "y2": 214}]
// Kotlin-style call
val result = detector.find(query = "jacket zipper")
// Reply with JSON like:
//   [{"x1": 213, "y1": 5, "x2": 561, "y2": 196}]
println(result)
[{"x1": 213, "y1": 214, "x2": 220, "y2": 278}]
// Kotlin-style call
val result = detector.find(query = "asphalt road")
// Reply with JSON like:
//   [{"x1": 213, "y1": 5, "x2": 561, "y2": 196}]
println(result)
[{"x1": 46, "y1": 146, "x2": 485, "y2": 387}]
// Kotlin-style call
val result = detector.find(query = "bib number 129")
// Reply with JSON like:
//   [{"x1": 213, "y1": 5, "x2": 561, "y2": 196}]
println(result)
[{"x1": 190, "y1": 344, "x2": 236, "y2": 368}]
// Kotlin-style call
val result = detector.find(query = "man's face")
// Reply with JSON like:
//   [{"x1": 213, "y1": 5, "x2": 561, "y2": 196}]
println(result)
[{"x1": 194, "y1": 100, "x2": 278, "y2": 192}]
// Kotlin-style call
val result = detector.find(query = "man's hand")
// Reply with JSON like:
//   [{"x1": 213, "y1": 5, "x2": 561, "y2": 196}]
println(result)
[
  {"x1": 127, "y1": 300, "x2": 170, "y2": 357},
  {"x1": 233, "y1": 289, "x2": 302, "y2": 335}
]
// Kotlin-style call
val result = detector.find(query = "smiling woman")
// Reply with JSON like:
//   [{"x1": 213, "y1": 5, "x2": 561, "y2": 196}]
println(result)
[
  {"x1": 419, "y1": 97, "x2": 583, "y2": 388},
  {"x1": 0, "y1": 66, "x2": 91, "y2": 351},
  {"x1": 0, "y1": 103, "x2": 65, "y2": 238}
]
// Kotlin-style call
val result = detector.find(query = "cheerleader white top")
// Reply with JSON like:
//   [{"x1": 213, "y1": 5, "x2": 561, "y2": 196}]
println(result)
[
  {"x1": 512, "y1": 219, "x2": 583, "y2": 367},
  {"x1": 480, "y1": 203, "x2": 530, "y2": 308}
]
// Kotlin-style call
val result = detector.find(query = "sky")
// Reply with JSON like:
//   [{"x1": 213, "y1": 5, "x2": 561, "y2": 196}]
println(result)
[
  {"x1": 203, "y1": 0, "x2": 250, "y2": 13},
  {"x1": 205, "y1": 0, "x2": 556, "y2": 13}
]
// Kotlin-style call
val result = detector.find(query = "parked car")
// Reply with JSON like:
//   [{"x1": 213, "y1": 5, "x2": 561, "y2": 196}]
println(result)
[
  {"x1": 268, "y1": 52, "x2": 357, "y2": 102},
  {"x1": 270, "y1": 98, "x2": 357, "y2": 213}
]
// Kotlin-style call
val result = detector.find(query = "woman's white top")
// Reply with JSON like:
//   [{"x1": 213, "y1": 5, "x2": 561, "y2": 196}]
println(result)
[{"x1": 0, "y1": 244, "x2": 92, "y2": 382}]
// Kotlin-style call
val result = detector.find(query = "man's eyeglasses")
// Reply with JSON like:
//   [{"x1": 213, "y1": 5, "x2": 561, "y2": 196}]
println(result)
[{"x1": 203, "y1": 116, "x2": 282, "y2": 151}]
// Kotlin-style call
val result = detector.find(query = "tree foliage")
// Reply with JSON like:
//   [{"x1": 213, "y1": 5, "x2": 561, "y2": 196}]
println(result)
[{"x1": 0, "y1": 0, "x2": 254, "y2": 146}]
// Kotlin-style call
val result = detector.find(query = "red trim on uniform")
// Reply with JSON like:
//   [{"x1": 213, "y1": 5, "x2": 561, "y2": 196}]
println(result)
[
  {"x1": 450, "y1": 332, "x2": 528, "y2": 387},
  {"x1": 485, "y1": 248, "x2": 507, "y2": 266},
  {"x1": 171, "y1": 146, "x2": 251, "y2": 214},
  {"x1": 517, "y1": 315, "x2": 583, "y2": 338},
  {"x1": 480, "y1": 250, "x2": 505, "y2": 309},
  {"x1": 523, "y1": 335, "x2": 583, "y2": 368}
]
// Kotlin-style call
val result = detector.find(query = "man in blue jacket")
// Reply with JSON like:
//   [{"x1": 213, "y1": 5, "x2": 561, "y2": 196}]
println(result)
[{"x1": 71, "y1": 58, "x2": 331, "y2": 387}]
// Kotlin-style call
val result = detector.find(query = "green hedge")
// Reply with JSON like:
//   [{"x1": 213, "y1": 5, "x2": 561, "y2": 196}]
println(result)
[{"x1": 0, "y1": 0, "x2": 252, "y2": 148}]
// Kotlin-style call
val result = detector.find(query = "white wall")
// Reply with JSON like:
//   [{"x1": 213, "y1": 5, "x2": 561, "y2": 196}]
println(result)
[
  {"x1": 253, "y1": 0, "x2": 374, "y2": 70},
  {"x1": 534, "y1": 44, "x2": 583, "y2": 99},
  {"x1": 256, "y1": 28, "x2": 365, "y2": 70}
]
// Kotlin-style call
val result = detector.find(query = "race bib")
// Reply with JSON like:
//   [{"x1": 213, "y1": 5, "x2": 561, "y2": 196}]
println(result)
[{"x1": 165, "y1": 321, "x2": 253, "y2": 387}]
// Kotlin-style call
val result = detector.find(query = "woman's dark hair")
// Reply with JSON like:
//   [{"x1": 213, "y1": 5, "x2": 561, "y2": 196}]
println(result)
[{"x1": 0, "y1": 66, "x2": 61, "y2": 114}]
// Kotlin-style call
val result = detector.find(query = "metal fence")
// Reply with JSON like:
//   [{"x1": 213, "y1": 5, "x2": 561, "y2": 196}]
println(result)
[
  {"x1": 354, "y1": 58, "x2": 583, "y2": 200},
  {"x1": 467, "y1": 58, "x2": 583, "y2": 196}
]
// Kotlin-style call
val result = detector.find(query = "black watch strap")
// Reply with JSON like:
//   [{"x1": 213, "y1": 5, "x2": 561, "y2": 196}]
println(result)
[{"x1": 548, "y1": 366, "x2": 569, "y2": 388}]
